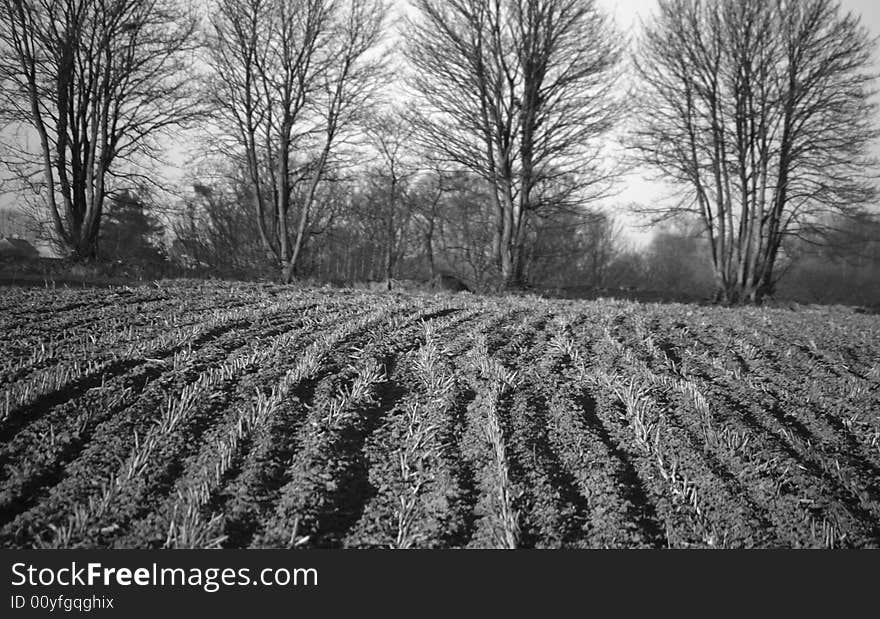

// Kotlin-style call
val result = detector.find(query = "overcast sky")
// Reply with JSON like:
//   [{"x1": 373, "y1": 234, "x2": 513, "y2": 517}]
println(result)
[
  {"x1": 3, "y1": 0, "x2": 880, "y2": 247},
  {"x1": 602, "y1": 0, "x2": 880, "y2": 29}
]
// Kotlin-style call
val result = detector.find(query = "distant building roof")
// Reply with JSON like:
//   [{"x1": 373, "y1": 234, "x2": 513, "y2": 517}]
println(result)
[
  {"x1": 0, "y1": 237, "x2": 39, "y2": 258},
  {"x1": 34, "y1": 239, "x2": 62, "y2": 258}
]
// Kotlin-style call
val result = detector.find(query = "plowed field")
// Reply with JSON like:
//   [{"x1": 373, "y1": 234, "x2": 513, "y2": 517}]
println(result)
[{"x1": 1, "y1": 282, "x2": 879, "y2": 548}]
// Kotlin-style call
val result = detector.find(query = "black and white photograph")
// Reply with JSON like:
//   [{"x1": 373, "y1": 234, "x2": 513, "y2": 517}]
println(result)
[{"x1": 1, "y1": 0, "x2": 879, "y2": 565}]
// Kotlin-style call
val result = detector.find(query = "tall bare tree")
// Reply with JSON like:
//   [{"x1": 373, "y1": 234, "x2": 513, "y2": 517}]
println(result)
[
  {"x1": 405, "y1": 0, "x2": 622, "y2": 290},
  {"x1": 0, "y1": 0, "x2": 200, "y2": 260},
  {"x1": 407, "y1": 162, "x2": 446, "y2": 282},
  {"x1": 205, "y1": 0, "x2": 388, "y2": 283},
  {"x1": 630, "y1": 0, "x2": 879, "y2": 304},
  {"x1": 363, "y1": 107, "x2": 417, "y2": 289}
]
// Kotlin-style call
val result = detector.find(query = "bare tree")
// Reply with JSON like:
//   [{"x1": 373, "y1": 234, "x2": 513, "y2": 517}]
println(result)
[
  {"x1": 205, "y1": 0, "x2": 388, "y2": 283},
  {"x1": 0, "y1": 0, "x2": 200, "y2": 260},
  {"x1": 407, "y1": 163, "x2": 446, "y2": 281},
  {"x1": 630, "y1": 0, "x2": 879, "y2": 304},
  {"x1": 578, "y1": 210, "x2": 623, "y2": 287},
  {"x1": 524, "y1": 209, "x2": 622, "y2": 288},
  {"x1": 430, "y1": 169, "x2": 498, "y2": 290},
  {"x1": 363, "y1": 107, "x2": 416, "y2": 289},
  {"x1": 405, "y1": 0, "x2": 622, "y2": 290},
  {"x1": 171, "y1": 177, "x2": 267, "y2": 275}
]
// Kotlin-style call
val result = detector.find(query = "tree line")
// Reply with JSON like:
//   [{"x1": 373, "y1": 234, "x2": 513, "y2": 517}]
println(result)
[{"x1": 0, "y1": 0, "x2": 877, "y2": 303}]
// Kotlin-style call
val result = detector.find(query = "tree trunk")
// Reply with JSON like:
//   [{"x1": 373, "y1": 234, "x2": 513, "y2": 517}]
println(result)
[
  {"x1": 384, "y1": 232, "x2": 394, "y2": 291},
  {"x1": 385, "y1": 175, "x2": 398, "y2": 291},
  {"x1": 73, "y1": 228, "x2": 99, "y2": 262},
  {"x1": 277, "y1": 135, "x2": 291, "y2": 270},
  {"x1": 497, "y1": 184, "x2": 519, "y2": 290},
  {"x1": 425, "y1": 221, "x2": 436, "y2": 281},
  {"x1": 281, "y1": 260, "x2": 295, "y2": 284}
]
